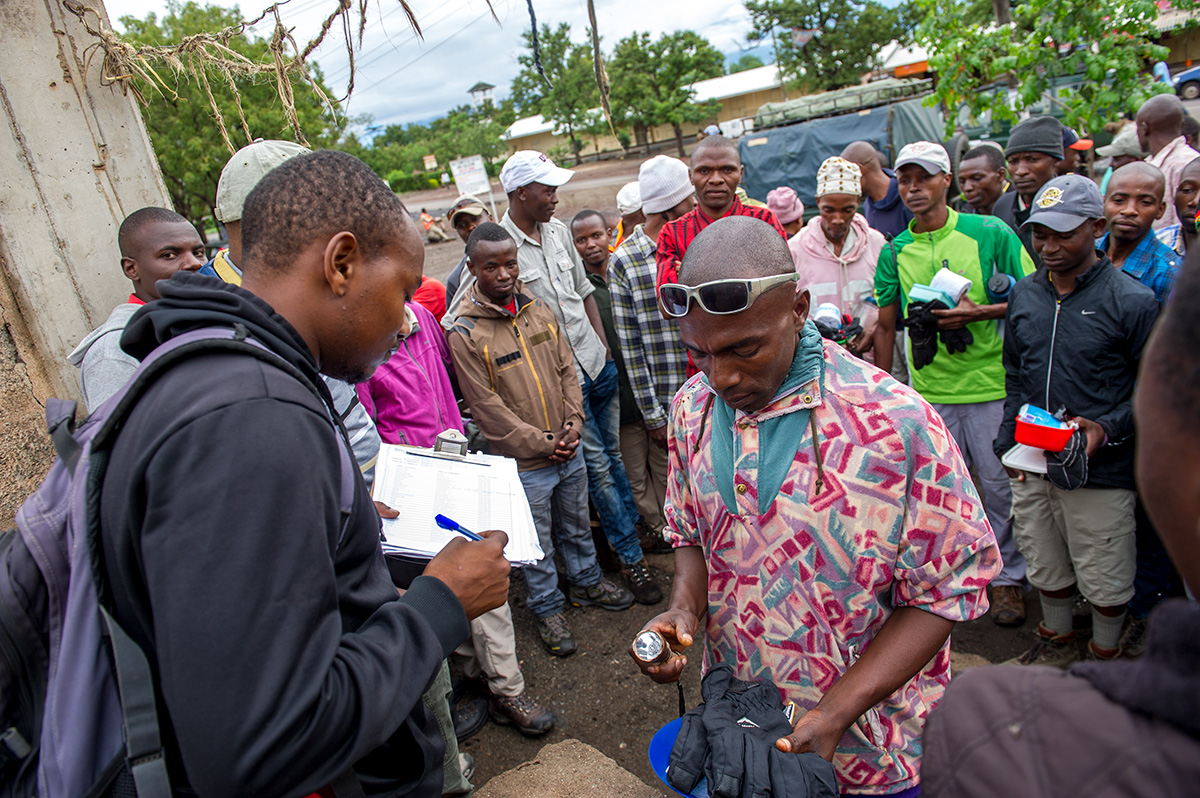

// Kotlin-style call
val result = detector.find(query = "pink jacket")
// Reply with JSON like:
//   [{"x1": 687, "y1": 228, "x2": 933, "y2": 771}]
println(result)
[
  {"x1": 356, "y1": 303, "x2": 464, "y2": 447},
  {"x1": 789, "y1": 213, "x2": 884, "y2": 335}
]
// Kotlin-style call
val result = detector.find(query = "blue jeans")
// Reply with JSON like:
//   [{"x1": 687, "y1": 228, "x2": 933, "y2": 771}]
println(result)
[
  {"x1": 517, "y1": 455, "x2": 602, "y2": 618},
  {"x1": 580, "y1": 359, "x2": 644, "y2": 566}
]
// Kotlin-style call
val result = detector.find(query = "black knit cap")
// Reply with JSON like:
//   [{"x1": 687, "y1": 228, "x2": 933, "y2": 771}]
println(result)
[{"x1": 1005, "y1": 116, "x2": 1065, "y2": 160}]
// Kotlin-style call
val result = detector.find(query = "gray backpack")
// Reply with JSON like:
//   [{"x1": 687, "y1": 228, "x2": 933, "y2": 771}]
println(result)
[{"x1": 0, "y1": 325, "x2": 357, "y2": 797}]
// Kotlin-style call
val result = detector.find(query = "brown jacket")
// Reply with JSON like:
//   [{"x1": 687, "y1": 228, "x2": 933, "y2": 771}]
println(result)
[{"x1": 447, "y1": 281, "x2": 584, "y2": 471}]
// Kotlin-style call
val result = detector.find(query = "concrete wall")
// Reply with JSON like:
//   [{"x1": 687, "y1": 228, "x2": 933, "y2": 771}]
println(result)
[{"x1": 0, "y1": 0, "x2": 170, "y2": 524}]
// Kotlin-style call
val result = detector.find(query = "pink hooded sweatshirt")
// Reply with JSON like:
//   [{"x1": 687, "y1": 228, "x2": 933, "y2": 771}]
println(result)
[{"x1": 789, "y1": 212, "x2": 884, "y2": 360}]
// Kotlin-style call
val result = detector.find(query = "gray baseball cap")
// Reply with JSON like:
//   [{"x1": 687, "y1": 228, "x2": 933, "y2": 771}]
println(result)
[
  {"x1": 215, "y1": 139, "x2": 311, "y2": 223},
  {"x1": 1020, "y1": 175, "x2": 1104, "y2": 233}
]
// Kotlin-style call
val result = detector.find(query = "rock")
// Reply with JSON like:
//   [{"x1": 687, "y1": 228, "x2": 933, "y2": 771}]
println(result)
[
  {"x1": 950, "y1": 650, "x2": 992, "y2": 674},
  {"x1": 475, "y1": 738, "x2": 663, "y2": 798}
]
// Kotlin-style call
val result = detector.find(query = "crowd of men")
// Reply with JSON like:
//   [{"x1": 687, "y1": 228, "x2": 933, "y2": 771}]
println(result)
[{"x1": 60, "y1": 88, "x2": 1200, "y2": 797}]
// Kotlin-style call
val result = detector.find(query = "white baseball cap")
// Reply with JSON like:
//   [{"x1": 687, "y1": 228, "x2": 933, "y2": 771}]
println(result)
[
  {"x1": 215, "y1": 139, "x2": 311, "y2": 223},
  {"x1": 499, "y1": 150, "x2": 574, "y2": 193},
  {"x1": 894, "y1": 141, "x2": 951, "y2": 176}
]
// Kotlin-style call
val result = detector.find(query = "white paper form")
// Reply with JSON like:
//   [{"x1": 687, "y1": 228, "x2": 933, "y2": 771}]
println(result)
[{"x1": 373, "y1": 445, "x2": 541, "y2": 565}]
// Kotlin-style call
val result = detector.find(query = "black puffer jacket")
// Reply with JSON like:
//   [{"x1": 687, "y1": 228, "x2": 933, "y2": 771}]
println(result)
[{"x1": 993, "y1": 257, "x2": 1159, "y2": 489}]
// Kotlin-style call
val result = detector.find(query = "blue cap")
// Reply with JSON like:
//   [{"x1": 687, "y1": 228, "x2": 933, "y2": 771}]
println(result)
[{"x1": 1021, "y1": 175, "x2": 1104, "y2": 233}]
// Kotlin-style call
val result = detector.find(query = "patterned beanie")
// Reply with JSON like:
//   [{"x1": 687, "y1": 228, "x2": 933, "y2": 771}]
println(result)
[{"x1": 816, "y1": 157, "x2": 862, "y2": 198}]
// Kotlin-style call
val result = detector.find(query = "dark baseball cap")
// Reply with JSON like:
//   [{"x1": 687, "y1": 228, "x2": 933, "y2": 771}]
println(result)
[{"x1": 1020, "y1": 175, "x2": 1104, "y2": 233}]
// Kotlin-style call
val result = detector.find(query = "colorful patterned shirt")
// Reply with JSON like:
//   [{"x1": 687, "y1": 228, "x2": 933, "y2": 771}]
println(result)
[
  {"x1": 656, "y1": 196, "x2": 787, "y2": 291},
  {"x1": 1098, "y1": 231, "x2": 1181, "y2": 305},
  {"x1": 609, "y1": 226, "x2": 690, "y2": 429},
  {"x1": 665, "y1": 341, "x2": 1000, "y2": 795}
]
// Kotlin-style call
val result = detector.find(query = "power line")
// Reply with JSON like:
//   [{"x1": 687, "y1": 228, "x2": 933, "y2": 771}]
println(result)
[{"x1": 370, "y1": 9, "x2": 493, "y2": 85}]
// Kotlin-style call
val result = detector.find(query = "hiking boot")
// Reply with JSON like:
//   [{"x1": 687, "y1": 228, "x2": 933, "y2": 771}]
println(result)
[
  {"x1": 637, "y1": 520, "x2": 674, "y2": 554},
  {"x1": 535, "y1": 612, "x2": 577, "y2": 657},
  {"x1": 489, "y1": 692, "x2": 556, "y2": 736},
  {"x1": 1085, "y1": 639, "x2": 1123, "y2": 662},
  {"x1": 990, "y1": 585, "x2": 1026, "y2": 627},
  {"x1": 452, "y1": 693, "x2": 488, "y2": 741},
  {"x1": 1007, "y1": 624, "x2": 1079, "y2": 668},
  {"x1": 1119, "y1": 615, "x2": 1149, "y2": 658},
  {"x1": 568, "y1": 577, "x2": 634, "y2": 611},
  {"x1": 622, "y1": 559, "x2": 664, "y2": 605}
]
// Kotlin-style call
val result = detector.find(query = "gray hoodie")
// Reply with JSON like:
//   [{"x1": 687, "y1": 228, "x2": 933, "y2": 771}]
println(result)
[{"x1": 67, "y1": 302, "x2": 142, "y2": 412}]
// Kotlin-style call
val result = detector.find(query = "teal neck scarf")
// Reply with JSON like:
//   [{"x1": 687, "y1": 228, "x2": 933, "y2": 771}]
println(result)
[{"x1": 711, "y1": 320, "x2": 825, "y2": 514}]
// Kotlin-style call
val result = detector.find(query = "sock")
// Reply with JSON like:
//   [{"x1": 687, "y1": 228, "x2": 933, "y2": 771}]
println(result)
[
  {"x1": 1040, "y1": 593, "x2": 1075, "y2": 637},
  {"x1": 1092, "y1": 608, "x2": 1127, "y2": 651}
]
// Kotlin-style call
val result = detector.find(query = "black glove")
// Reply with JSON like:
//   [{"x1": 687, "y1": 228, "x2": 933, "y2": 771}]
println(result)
[
  {"x1": 668, "y1": 700, "x2": 710, "y2": 793},
  {"x1": 670, "y1": 665, "x2": 838, "y2": 798},
  {"x1": 840, "y1": 316, "x2": 864, "y2": 353},
  {"x1": 901, "y1": 300, "x2": 945, "y2": 371},
  {"x1": 813, "y1": 317, "x2": 842, "y2": 341},
  {"x1": 1046, "y1": 428, "x2": 1089, "y2": 490},
  {"x1": 939, "y1": 324, "x2": 974, "y2": 355}
]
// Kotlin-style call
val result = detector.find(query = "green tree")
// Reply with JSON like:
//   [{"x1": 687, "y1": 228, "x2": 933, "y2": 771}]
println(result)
[
  {"x1": 609, "y1": 30, "x2": 726, "y2": 157},
  {"x1": 730, "y1": 53, "x2": 766, "y2": 73},
  {"x1": 120, "y1": 1, "x2": 344, "y2": 232},
  {"x1": 510, "y1": 23, "x2": 599, "y2": 164},
  {"x1": 745, "y1": 0, "x2": 914, "y2": 93},
  {"x1": 916, "y1": 0, "x2": 1177, "y2": 135}
]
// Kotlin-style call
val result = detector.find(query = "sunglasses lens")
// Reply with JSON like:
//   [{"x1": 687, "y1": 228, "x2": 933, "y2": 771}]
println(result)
[
  {"x1": 697, "y1": 282, "x2": 751, "y2": 314},
  {"x1": 659, "y1": 286, "x2": 691, "y2": 316}
]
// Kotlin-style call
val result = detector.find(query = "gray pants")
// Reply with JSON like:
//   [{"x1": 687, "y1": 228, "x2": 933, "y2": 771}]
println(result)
[
  {"x1": 931, "y1": 399, "x2": 1027, "y2": 587},
  {"x1": 423, "y1": 660, "x2": 473, "y2": 796}
]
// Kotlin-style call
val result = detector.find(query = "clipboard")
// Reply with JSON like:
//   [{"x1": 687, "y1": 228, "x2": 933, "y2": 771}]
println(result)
[{"x1": 372, "y1": 442, "x2": 542, "y2": 565}]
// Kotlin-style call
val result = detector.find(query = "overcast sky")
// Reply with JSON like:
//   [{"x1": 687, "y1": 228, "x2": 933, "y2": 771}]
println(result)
[{"x1": 101, "y1": 0, "x2": 770, "y2": 136}]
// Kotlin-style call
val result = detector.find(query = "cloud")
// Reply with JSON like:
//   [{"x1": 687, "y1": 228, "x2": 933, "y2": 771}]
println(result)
[{"x1": 103, "y1": 0, "x2": 758, "y2": 132}]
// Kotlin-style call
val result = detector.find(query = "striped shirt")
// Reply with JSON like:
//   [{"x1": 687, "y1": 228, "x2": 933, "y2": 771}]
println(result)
[
  {"x1": 655, "y1": 196, "x2": 787, "y2": 291},
  {"x1": 609, "y1": 226, "x2": 690, "y2": 429}
]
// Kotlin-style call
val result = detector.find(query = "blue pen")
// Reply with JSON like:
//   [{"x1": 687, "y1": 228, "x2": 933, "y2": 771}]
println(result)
[{"x1": 435, "y1": 514, "x2": 484, "y2": 541}]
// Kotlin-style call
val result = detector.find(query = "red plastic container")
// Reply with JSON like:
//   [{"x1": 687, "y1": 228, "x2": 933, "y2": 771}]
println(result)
[{"x1": 1015, "y1": 417, "x2": 1074, "y2": 452}]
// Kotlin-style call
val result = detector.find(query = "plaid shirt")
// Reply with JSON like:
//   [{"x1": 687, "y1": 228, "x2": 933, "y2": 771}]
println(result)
[
  {"x1": 656, "y1": 196, "x2": 787, "y2": 291},
  {"x1": 610, "y1": 226, "x2": 690, "y2": 428},
  {"x1": 1155, "y1": 223, "x2": 1185, "y2": 256},
  {"x1": 1099, "y1": 231, "x2": 1180, "y2": 305}
]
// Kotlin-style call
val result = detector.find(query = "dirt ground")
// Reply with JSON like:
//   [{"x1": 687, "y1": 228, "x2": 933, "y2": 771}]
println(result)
[{"x1": 401, "y1": 162, "x2": 1048, "y2": 793}]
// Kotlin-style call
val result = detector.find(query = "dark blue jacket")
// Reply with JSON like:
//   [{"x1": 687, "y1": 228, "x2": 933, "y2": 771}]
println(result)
[
  {"x1": 863, "y1": 169, "x2": 914, "y2": 240},
  {"x1": 994, "y1": 257, "x2": 1159, "y2": 489}
]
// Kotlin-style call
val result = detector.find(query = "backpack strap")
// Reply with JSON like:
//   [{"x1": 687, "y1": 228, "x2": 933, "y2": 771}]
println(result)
[
  {"x1": 46, "y1": 398, "x2": 81, "y2": 474},
  {"x1": 90, "y1": 326, "x2": 356, "y2": 536},
  {"x1": 97, "y1": 606, "x2": 170, "y2": 797}
]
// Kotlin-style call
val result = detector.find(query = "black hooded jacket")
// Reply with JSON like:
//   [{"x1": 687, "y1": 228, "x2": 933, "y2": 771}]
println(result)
[
  {"x1": 101, "y1": 272, "x2": 467, "y2": 796},
  {"x1": 993, "y1": 257, "x2": 1159, "y2": 490}
]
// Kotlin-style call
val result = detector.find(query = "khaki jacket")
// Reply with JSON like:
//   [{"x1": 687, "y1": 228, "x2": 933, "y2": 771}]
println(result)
[{"x1": 447, "y1": 282, "x2": 584, "y2": 471}]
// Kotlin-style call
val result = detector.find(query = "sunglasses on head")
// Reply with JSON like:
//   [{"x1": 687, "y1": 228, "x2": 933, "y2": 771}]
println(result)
[{"x1": 658, "y1": 273, "x2": 799, "y2": 318}]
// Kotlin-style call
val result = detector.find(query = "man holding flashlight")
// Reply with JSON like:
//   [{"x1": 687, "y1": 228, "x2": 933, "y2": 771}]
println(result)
[{"x1": 631, "y1": 216, "x2": 999, "y2": 796}]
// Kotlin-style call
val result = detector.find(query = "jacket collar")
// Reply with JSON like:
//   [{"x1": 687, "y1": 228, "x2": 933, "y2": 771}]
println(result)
[
  {"x1": 1033, "y1": 254, "x2": 1114, "y2": 294},
  {"x1": 906, "y1": 207, "x2": 960, "y2": 242}
]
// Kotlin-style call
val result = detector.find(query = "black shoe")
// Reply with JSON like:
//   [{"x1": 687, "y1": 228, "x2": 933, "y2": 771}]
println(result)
[
  {"x1": 452, "y1": 694, "x2": 488, "y2": 741},
  {"x1": 536, "y1": 612, "x2": 577, "y2": 657},
  {"x1": 622, "y1": 560, "x2": 664, "y2": 605}
]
